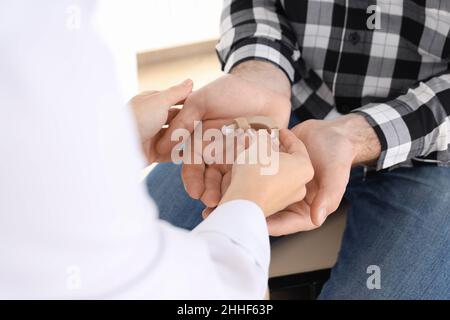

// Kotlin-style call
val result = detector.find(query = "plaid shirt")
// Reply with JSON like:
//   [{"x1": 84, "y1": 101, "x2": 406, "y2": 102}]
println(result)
[{"x1": 216, "y1": 0, "x2": 450, "y2": 170}]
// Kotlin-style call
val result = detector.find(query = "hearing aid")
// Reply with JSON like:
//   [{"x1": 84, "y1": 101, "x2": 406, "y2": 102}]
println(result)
[{"x1": 222, "y1": 116, "x2": 278, "y2": 135}]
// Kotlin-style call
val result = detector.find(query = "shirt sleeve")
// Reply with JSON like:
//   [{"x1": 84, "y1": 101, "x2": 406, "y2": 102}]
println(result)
[
  {"x1": 216, "y1": 0, "x2": 300, "y2": 82},
  {"x1": 111, "y1": 201, "x2": 270, "y2": 300},
  {"x1": 0, "y1": 1, "x2": 270, "y2": 300},
  {"x1": 134, "y1": 200, "x2": 270, "y2": 300},
  {"x1": 353, "y1": 73, "x2": 450, "y2": 170}
]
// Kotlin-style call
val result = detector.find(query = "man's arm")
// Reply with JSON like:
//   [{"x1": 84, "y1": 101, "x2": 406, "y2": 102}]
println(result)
[
  {"x1": 231, "y1": 60, "x2": 291, "y2": 100},
  {"x1": 331, "y1": 114, "x2": 382, "y2": 167},
  {"x1": 217, "y1": 0, "x2": 299, "y2": 91},
  {"x1": 268, "y1": 73, "x2": 450, "y2": 233},
  {"x1": 353, "y1": 73, "x2": 450, "y2": 169}
]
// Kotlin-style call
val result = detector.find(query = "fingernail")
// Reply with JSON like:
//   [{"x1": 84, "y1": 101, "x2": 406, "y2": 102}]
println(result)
[{"x1": 317, "y1": 207, "x2": 328, "y2": 225}]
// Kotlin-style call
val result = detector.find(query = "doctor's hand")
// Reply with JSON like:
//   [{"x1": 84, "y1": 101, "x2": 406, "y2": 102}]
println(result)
[
  {"x1": 160, "y1": 61, "x2": 292, "y2": 200},
  {"x1": 215, "y1": 129, "x2": 314, "y2": 218},
  {"x1": 129, "y1": 79, "x2": 193, "y2": 163}
]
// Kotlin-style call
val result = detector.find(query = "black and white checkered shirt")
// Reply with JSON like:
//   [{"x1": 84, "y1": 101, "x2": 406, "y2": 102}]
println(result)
[{"x1": 216, "y1": 0, "x2": 450, "y2": 170}]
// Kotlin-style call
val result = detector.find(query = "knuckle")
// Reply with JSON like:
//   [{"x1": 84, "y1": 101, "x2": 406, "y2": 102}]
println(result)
[
  {"x1": 330, "y1": 202, "x2": 340, "y2": 214},
  {"x1": 296, "y1": 159, "x2": 314, "y2": 182},
  {"x1": 305, "y1": 162, "x2": 315, "y2": 181},
  {"x1": 296, "y1": 187, "x2": 307, "y2": 202}
]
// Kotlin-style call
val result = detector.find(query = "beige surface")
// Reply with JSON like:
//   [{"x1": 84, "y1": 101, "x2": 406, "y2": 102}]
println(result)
[
  {"x1": 137, "y1": 40, "x2": 218, "y2": 66},
  {"x1": 138, "y1": 51, "x2": 223, "y2": 92},
  {"x1": 269, "y1": 207, "x2": 348, "y2": 278}
]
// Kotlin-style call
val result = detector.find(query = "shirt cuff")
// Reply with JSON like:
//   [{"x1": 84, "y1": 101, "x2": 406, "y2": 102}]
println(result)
[
  {"x1": 217, "y1": 38, "x2": 298, "y2": 83},
  {"x1": 192, "y1": 200, "x2": 270, "y2": 271},
  {"x1": 353, "y1": 102, "x2": 412, "y2": 170}
]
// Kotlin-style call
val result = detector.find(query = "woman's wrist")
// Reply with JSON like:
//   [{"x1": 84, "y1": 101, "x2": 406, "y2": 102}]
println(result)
[{"x1": 219, "y1": 191, "x2": 267, "y2": 217}]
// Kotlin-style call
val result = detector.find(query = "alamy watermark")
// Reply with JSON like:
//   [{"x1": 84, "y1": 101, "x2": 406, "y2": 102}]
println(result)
[
  {"x1": 66, "y1": 5, "x2": 81, "y2": 31},
  {"x1": 367, "y1": 5, "x2": 381, "y2": 30},
  {"x1": 66, "y1": 265, "x2": 82, "y2": 291},
  {"x1": 170, "y1": 121, "x2": 280, "y2": 176},
  {"x1": 366, "y1": 265, "x2": 381, "y2": 290}
]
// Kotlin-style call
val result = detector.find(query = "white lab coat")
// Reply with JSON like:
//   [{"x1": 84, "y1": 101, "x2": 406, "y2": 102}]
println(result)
[{"x1": 0, "y1": 0, "x2": 270, "y2": 299}]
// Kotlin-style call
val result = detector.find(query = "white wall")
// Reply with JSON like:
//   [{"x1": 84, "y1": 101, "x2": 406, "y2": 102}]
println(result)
[
  {"x1": 97, "y1": 0, "x2": 222, "y2": 53},
  {"x1": 94, "y1": 0, "x2": 222, "y2": 97},
  {"x1": 135, "y1": 0, "x2": 222, "y2": 52}
]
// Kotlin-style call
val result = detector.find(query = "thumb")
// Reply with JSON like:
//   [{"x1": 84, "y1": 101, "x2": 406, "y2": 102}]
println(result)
[
  {"x1": 279, "y1": 129, "x2": 308, "y2": 155},
  {"x1": 157, "y1": 88, "x2": 205, "y2": 154},
  {"x1": 158, "y1": 79, "x2": 194, "y2": 107},
  {"x1": 310, "y1": 169, "x2": 349, "y2": 226}
]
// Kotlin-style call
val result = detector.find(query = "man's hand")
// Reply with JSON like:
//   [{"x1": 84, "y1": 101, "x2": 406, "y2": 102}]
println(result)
[
  {"x1": 128, "y1": 79, "x2": 193, "y2": 163},
  {"x1": 157, "y1": 61, "x2": 292, "y2": 200},
  {"x1": 267, "y1": 114, "x2": 381, "y2": 236}
]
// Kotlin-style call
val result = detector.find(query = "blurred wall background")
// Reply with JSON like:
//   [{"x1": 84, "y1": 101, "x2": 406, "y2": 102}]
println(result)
[
  {"x1": 96, "y1": 0, "x2": 223, "y2": 96},
  {"x1": 132, "y1": 0, "x2": 222, "y2": 52}
]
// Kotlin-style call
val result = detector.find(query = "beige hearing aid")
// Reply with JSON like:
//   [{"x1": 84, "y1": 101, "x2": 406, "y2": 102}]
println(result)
[{"x1": 222, "y1": 116, "x2": 278, "y2": 135}]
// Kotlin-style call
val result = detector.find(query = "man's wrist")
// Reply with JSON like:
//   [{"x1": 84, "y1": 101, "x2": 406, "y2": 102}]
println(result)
[
  {"x1": 230, "y1": 60, "x2": 291, "y2": 99},
  {"x1": 333, "y1": 114, "x2": 382, "y2": 166}
]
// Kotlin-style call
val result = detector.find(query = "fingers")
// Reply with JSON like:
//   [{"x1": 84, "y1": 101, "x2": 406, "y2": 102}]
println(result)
[
  {"x1": 147, "y1": 129, "x2": 167, "y2": 163},
  {"x1": 133, "y1": 80, "x2": 193, "y2": 114},
  {"x1": 266, "y1": 201, "x2": 317, "y2": 236},
  {"x1": 139, "y1": 90, "x2": 159, "y2": 96},
  {"x1": 145, "y1": 109, "x2": 180, "y2": 163},
  {"x1": 202, "y1": 207, "x2": 214, "y2": 219},
  {"x1": 234, "y1": 129, "x2": 265, "y2": 164},
  {"x1": 279, "y1": 129, "x2": 308, "y2": 155},
  {"x1": 166, "y1": 108, "x2": 181, "y2": 124},
  {"x1": 157, "y1": 93, "x2": 205, "y2": 154},
  {"x1": 181, "y1": 163, "x2": 205, "y2": 199},
  {"x1": 310, "y1": 166, "x2": 350, "y2": 226},
  {"x1": 157, "y1": 79, "x2": 193, "y2": 107},
  {"x1": 221, "y1": 169, "x2": 232, "y2": 195},
  {"x1": 178, "y1": 119, "x2": 234, "y2": 202},
  {"x1": 200, "y1": 166, "x2": 223, "y2": 208},
  {"x1": 278, "y1": 129, "x2": 314, "y2": 185},
  {"x1": 200, "y1": 164, "x2": 231, "y2": 207}
]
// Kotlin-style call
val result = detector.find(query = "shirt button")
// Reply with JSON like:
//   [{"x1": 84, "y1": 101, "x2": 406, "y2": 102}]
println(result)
[{"x1": 348, "y1": 32, "x2": 360, "y2": 45}]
